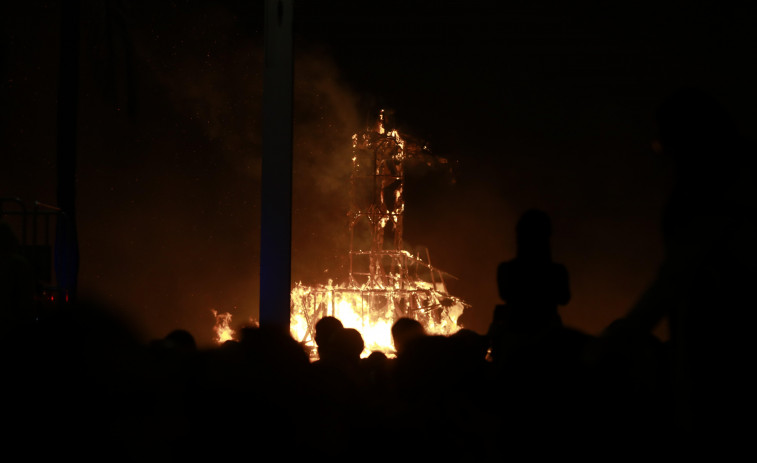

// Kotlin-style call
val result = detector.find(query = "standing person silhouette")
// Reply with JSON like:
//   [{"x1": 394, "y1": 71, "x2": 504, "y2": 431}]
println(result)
[
  {"x1": 600, "y1": 88, "x2": 757, "y2": 453},
  {"x1": 489, "y1": 209, "x2": 570, "y2": 365}
]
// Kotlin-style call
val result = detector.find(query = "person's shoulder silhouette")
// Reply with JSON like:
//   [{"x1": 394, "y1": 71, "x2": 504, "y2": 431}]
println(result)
[{"x1": 603, "y1": 87, "x2": 757, "y2": 449}]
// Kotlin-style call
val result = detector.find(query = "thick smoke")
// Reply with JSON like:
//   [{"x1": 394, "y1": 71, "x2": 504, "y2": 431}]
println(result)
[{"x1": 290, "y1": 46, "x2": 362, "y2": 288}]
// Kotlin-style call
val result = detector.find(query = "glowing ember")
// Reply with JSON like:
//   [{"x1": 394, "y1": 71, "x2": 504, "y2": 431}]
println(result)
[{"x1": 211, "y1": 309, "x2": 236, "y2": 344}]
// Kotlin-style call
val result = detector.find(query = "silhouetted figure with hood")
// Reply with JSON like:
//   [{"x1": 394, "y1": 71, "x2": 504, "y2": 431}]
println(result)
[
  {"x1": 599, "y1": 88, "x2": 757, "y2": 453},
  {"x1": 489, "y1": 209, "x2": 570, "y2": 366}
]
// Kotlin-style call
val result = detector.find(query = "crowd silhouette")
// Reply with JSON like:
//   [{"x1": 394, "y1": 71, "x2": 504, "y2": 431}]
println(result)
[{"x1": 1, "y1": 88, "x2": 754, "y2": 460}]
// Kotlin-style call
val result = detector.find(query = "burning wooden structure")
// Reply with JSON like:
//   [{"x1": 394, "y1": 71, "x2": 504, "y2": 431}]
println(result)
[{"x1": 290, "y1": 110, "x2": 470, "y2": 357}]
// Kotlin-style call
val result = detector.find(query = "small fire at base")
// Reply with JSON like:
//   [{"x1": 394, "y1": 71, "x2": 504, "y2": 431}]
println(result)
[
  {"x1": 211, "y1": 309, "x2": 237, "y2": 344},
  {"x1": 290, "y1": 110, "x2": 470, "y2": 358}
]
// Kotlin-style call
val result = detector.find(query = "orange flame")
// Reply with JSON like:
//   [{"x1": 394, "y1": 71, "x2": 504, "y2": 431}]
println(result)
[
  {"x1": 214, "y1": 110, "x2": 469, "y2": 356},
  {"x1": 211, "y1": 309, "x2": 236, "y2": 344},
  {"x1": 290, "y1": 279, "x2": 466, "y2": 359}
]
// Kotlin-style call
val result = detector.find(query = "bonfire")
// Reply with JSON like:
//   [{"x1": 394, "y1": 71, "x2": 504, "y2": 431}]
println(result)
[{"x1": 290, "y1": 110, "x2": 470, "y2": 358}]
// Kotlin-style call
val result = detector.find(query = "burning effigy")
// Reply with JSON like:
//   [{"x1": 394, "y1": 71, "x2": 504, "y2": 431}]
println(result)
[{"x1": 290, "y1": 110, "x2": 470, "y2": 358}]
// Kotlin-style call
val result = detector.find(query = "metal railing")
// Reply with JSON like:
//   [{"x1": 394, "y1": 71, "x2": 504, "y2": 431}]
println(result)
[{"x1": 1, "y1": 197, "x2": 68, "y2": 305}]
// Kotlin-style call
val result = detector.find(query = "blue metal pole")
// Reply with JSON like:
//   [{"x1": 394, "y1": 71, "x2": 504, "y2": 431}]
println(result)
[{"x1": 259, "y1": 0, "x2": 293, "y2": 331}]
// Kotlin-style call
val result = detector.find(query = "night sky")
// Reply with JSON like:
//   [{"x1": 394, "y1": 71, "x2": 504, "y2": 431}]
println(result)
[{"x1": 3, "y1": 1, "x2": 756, "y2": 347}]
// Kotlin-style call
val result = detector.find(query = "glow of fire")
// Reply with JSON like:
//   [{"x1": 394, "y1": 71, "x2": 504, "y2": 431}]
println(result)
[
  {"x1": 211, "y1": 309, "x2": 236, "y2": 344},
  {"x1": 290, "y1": 114, "x2": 469, "y2": 358},
  {"x1": 212, "y1": 110, "x2": 469, "y2": 356},
  {"x1": 290, "y1": 278, "x2": 466, "y2": 358}
]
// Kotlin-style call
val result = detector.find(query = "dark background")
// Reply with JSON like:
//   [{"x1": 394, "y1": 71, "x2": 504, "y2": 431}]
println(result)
[{"x1": 3, "y1": 1, "x2": 756, "y2": 347}]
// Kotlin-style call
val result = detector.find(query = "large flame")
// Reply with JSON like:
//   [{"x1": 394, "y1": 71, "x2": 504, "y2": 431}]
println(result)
[
  {"x1": 290, "y1": 276, "x2": 467, "y2": 358},
  {"x1": 213, "y1": 110, "x2": 470, "y2": 356}
]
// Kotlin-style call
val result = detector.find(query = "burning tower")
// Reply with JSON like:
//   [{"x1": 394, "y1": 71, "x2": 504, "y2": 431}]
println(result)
[{"x1": 290, "y1": 110, "x2": 470, "y2": 357}]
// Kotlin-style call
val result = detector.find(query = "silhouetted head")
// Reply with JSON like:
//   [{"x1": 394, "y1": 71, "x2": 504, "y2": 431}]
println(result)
[
  {"x1": 366, "y1": 350, "x2": 388, "y2": 362},
  {"x1": 314, "y1": 316, "x2": 344, "y2": 360},
  {"x1": 315, "y1": 316, "x2": 343, "y2": 346},
  {"x1": 239, "y1": 324, "x2": 310, "y2": 368},
  {"x1": 391, "y1": 317, "x2": 425, "y2": 356},
  {"x1": 515, "y1": 209, "x2": 552, "y2": 260},
  {"x1": 450, "y1": 328, "x2": 489, "y2": 361},
  {"x1": 163, "y1": 329, "x2": 197, "y2": 353},
  {"x1": 331, "y1": 327, "x2": 365, "y2": 364}
]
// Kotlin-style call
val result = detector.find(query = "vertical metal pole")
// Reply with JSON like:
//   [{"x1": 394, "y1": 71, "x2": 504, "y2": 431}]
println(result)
[
  {"x1": 56, "y1": 0, "x2": 81, "y2": 303},
  {"x1": 259, "y1": 0, "x2": 293, "y2": 331}
]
